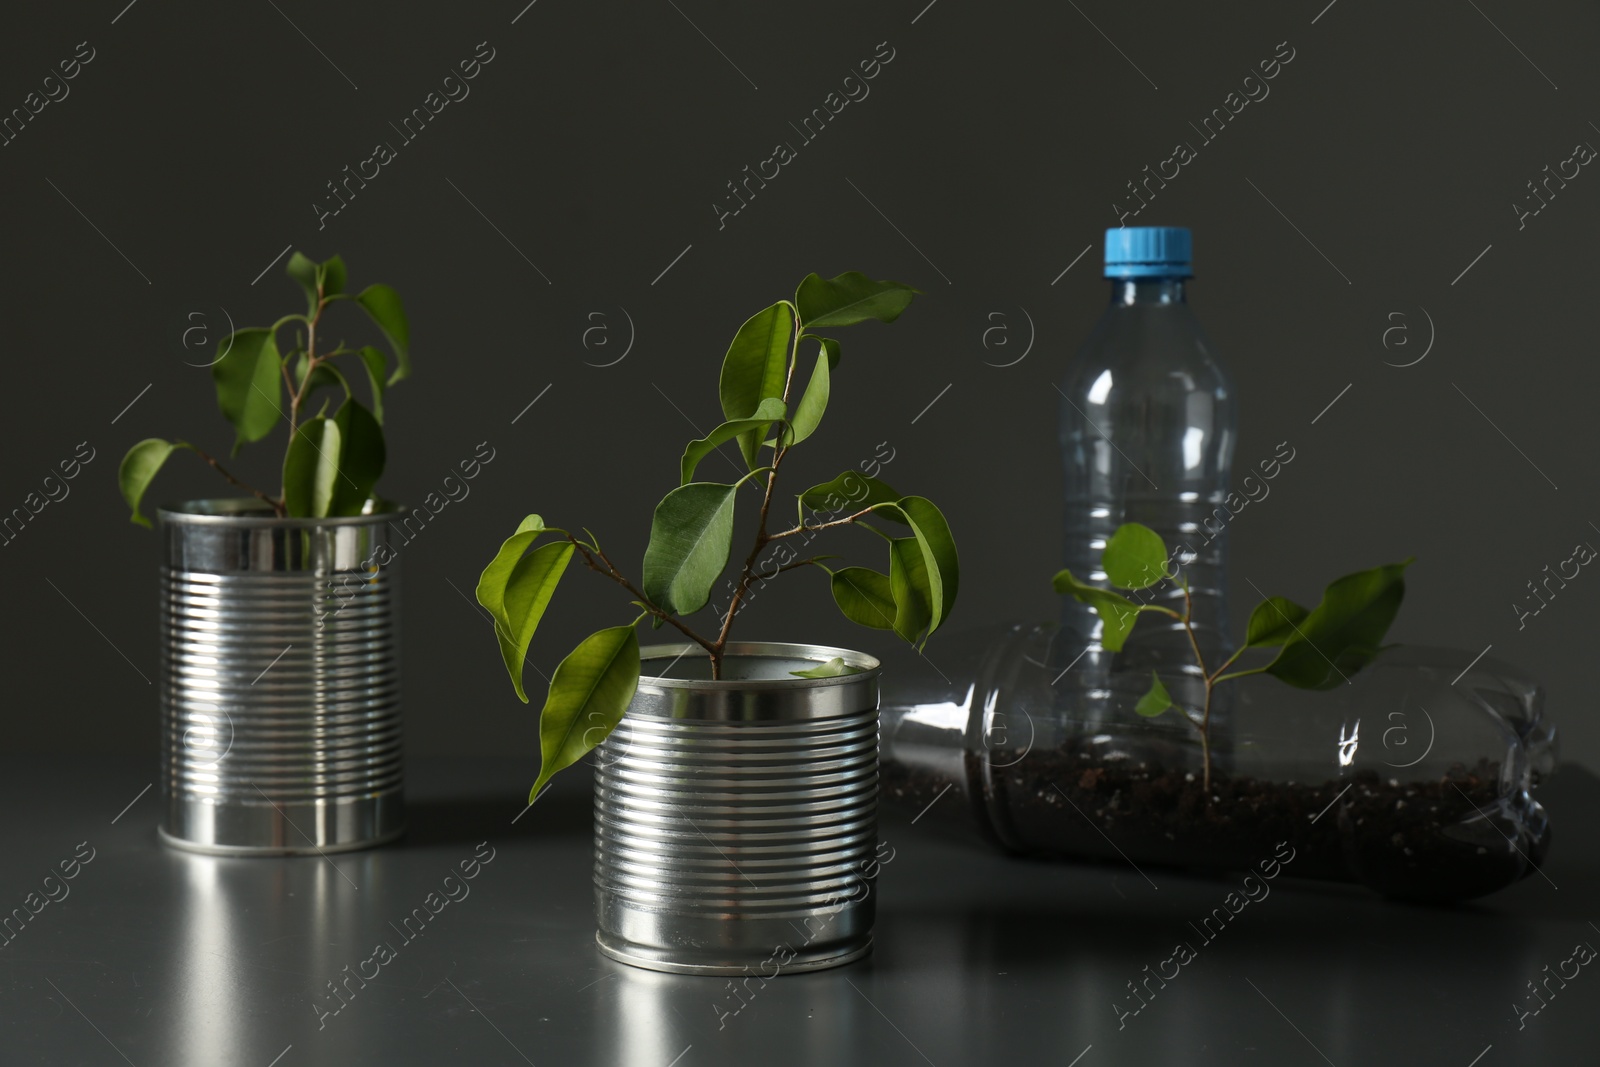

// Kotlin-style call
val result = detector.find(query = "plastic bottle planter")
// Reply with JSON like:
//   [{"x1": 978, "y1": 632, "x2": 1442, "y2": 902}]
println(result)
[
  {"x1": 881, "y1": 624, "x2": 1556, "y2": 903},
  {"x1": 158, "y1": 501, "x2": 405, "y2": 854},
  {"x1": 594, "y1": 643, "x2": 880, "y2": 975}
]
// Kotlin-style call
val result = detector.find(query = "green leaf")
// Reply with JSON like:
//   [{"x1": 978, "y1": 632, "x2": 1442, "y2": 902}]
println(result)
[
  {"x1": 802, "y1": 333, "x2": 842, "y2": 370},
  {"x1": 680, "y1": 397, "x2": 786, "y2": 484},
  {"x1": 785, "y1": 345, "x2": 831, "y2": 446},
  {"x1": 212, "y1": 328, "x2": 283, "y2": 453},
  {"x1": 901, "y1": 496, "x2": 958, "y2": 623},
  {"x1": 878, "y1": 497, "x2": 959, "y2": 639},
  {"x1": 790, "y1": 657, "x2": 859, "y2": 678},
  {"x1": 1262, "y1": 560, "x2": 1412, "y2": 690},
  {"x1": 329, "y1": 399, "x2": 385, "y2": 516},
  {"x1": 795, "y1": 271, "x2": 919, "y2": 328},
  {"x1": 1103, "y1": 523, "x2": 1169, "y2": 591},
  {"x1": 320, "y1": 255, "x2": 347, "y2": 297},
  {"x1": 529, "y1": 625, "x2": 641, "y2": 799},
  {"x1": 477, "y1": 522, "x2": 562, "y2": 665},
  {"x1": 479, "y1": 538, "x2": 575, "y2": 703},
  {"x1": 1135, "y1": 672, "x2": 1173, "y2": 717},
  {"x1": 499, "y1": 541, "x2": 575, "y2": 701},
  {"x1": 478, "y1": 528, "x2": 544, "y2": 637},
  {"x1": 356, "y1": 346, "x2": 388, "y2": 423},
  {"x1": 118, "y1": 438, "x2": 185, "y2": 528},
  {"x1": 282, "y1": 416, "x2": 342, "y2": 518},
  {"x1": 1052, "y1": 568, "x2": 1145, "y2": 652},
  {"x1": 356, "y1": 283, "x2": 411, "y2": 384},
  {"x1": 286, "y1": 252, "x2": 318, "y2": 313},
  {"x1": 799, "y1": 472, "x2": 901, "y2": 517},
  {"x1": 1245, "y1": 596, "x2": 1311, "y2": 648},
  {"x1": 641, "y1": 482, "x2": 739, "y2": 614},
  {"x1": 888, "y1": 537, "x2": 932, "y2": 643},
  {"x1": 717, "y1": 302, "x2": 793, "y2": 467},
  {"x1": 805, "y1": 334, "x2": 842, "y2": 369},
  {"x1": 829, "y1": 567, "x2": 897, "y2": 630}
]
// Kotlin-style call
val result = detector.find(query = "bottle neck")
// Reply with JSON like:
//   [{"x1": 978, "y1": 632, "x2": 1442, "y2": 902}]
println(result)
[{"x1": 1108, "y1": 277, "x2": 1187, "y2": 306}]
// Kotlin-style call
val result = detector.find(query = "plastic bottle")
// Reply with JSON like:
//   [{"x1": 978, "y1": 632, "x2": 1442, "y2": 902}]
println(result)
[
  {"x1": 1058, "y1": 227, "x2": 1237, "y2": 728},
  {"x1": 878, "y1": 627, "x2": 1556, "y2": 902}
]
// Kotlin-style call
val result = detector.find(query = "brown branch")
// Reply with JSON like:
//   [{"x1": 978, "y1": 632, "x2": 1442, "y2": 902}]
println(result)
[
  {"x1": 568, "y1": 537, "x2": 718, "y2": 655},
  {"x1": 1207, "y1": 643, "x2": 1249, "y2": 684},
  {"x1": 277, "y1": 290, "x2": 330, "y2": 504},
  {"x1": 710, "y1": 308, "x2": 811, "y2": 671},
  {"x1": 715, "y1": 459, "x2": 780, "y2": 656},
  {"x1": 1176, "y1": 580, "x2": 1219, "y2": 796},
  {"x1": 767, "y1": 503, "x2": 886, "y2": 541},
  {"x1": 285, "y1": 293, "x2": 325, "y2": 443},
  {"x1": 188, "y1": 446, "x2": 284, "y2": 516},
  {"x1": 1178, "y1": 583, "x2": 1208, "y2": 679}
]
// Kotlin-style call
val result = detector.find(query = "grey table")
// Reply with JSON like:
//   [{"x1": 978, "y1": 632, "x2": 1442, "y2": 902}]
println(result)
[{"x1": 2, "y1": 755, "x2": 1594, "y2": 1066}]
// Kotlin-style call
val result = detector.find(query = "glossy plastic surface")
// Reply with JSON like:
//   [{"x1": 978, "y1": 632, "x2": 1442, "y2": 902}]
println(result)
[
  {"x1": 1059, "y1": 277, "x2": 1238, "y2": 738},
  {"x1": 882, "y1": 624, "x2": 1555, "y2": 901}
]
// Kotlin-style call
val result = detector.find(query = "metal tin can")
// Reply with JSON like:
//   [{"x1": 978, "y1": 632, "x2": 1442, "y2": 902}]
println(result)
[
  {"x1": 157, "y1": 500, "x2": 405, "y2": 854},
  {"x1": 594, "y1": 642, "x2": 881, "y2": 975}
]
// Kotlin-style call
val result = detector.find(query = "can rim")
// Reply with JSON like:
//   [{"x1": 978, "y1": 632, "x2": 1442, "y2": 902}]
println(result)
[
  {"x1": 638, "y1": 641, "x2": 880, "y2": 690},
  {"x1": 157, "y1": 498, "x2": 408, "y2": 527}
]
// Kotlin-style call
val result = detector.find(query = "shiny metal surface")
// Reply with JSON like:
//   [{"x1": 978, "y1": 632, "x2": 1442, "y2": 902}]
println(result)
[
  {"x1": 157, "y1": 500, "x2": 405, "y2": 854},
  {"x1": 594, "y1": 642, "x2": 881, "y2": 975}
]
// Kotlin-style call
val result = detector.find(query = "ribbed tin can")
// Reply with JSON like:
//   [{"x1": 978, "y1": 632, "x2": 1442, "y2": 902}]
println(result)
[
  {"x1": 594, "y1": 642, "x2": 881, "y2": 975},
  {"x1": 157, "y1": 500, "x2": 405, "y2": 855}
]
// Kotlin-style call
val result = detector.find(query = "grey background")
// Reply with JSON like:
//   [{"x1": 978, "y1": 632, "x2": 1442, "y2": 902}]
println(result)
[{"x1": 4, "y1": 0, "x2": 1596, "y2": 770}]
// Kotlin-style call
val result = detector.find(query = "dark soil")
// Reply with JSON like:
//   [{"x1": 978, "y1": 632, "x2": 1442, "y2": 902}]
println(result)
[{"x1": 884, "y1": 751, "x2": 1542, "y2": 902}]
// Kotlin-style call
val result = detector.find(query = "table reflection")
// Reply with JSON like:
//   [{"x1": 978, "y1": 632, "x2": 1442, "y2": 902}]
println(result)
[{"x1": 159, "y1": 846, "x2": 376, "y2": 1065}]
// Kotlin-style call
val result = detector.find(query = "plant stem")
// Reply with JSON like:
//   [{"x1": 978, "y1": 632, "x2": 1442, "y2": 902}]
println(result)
[
  {"x1": 568, "y1": 537, "x2": 719, "y2": 656},
  {"x1": 188, "y1": 446, "x2": 284, "y2": 516},
  {"x1": 711, "y1": 453, "x2": 781, "y2": 677},
  {"x1": 274, "y1": 289, "x2": 335, "y2": 506},
  {"x1": 775, "y1": 556, "x2": 830, "y2": 575},
  {"x1": 1178, "y1": 582, "x2": 1208, "y2": 680},
  {"x1": 284, "y1": 295, "x2": 326, "y2": 449},
  {"x1": 1208, "y1": 644, "x2": 1248, "y2": 683},
  {"x1": 1177, "y1": 580, "x2": 1218, "y2": 797},
  {"x1": 710, "y1": 305, "x2": 807, "y2": 679},
  {"x1": 766, "y1": 503, "x2": 885, "y2": 541}
]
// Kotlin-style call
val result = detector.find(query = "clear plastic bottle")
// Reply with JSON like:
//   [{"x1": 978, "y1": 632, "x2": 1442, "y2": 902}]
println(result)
[
  {"x1": 879, "y1": 627, "x2": 1556, "y2": 902},
  {"x1": 1059, "y1": 227, "x2": 1236, "y2": 730}
]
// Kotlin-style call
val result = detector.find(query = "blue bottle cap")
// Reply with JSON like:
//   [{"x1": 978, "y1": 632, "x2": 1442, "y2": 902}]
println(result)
[{"x1": 1103, "y1": 226, "x2": 1193, "y2": 279}]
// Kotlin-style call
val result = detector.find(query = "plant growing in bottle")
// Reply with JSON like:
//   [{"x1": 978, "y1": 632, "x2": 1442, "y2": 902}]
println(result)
[
  {"x1": 476, "y1": 271, "x2": 960, "y2": 800},
  {"x1": 117, "y1": 252, "x2": 409, "y2": 522},
  {"x1": 1054, "y1": 522, "x2": 1411, "y2": 792}
]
